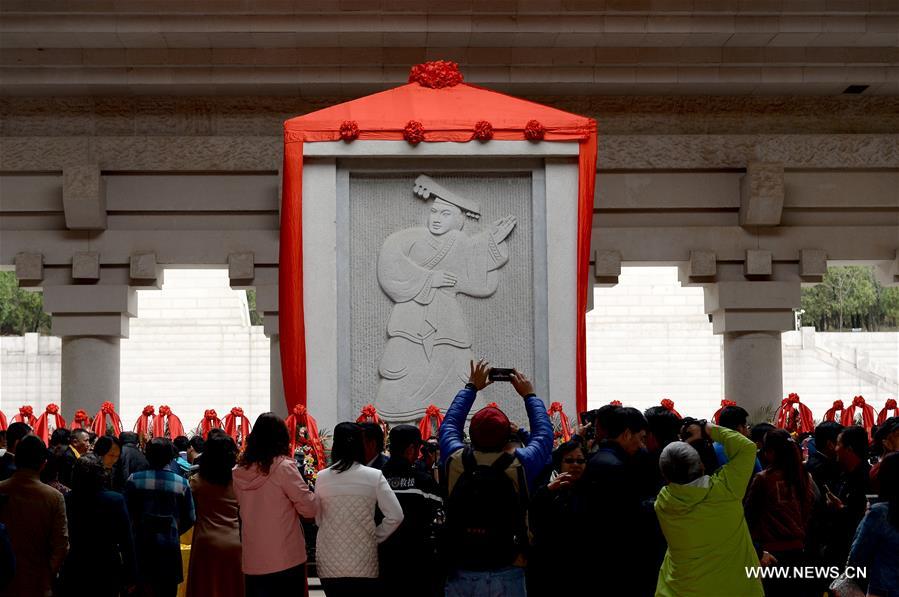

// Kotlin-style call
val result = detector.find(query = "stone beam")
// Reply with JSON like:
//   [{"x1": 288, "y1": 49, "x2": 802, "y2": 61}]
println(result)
[
  {"x1": 739, "y1": 162, "x2": 784, "y2": 227},
  {"x1": 62, "y1": 165, "x2": 107, "y2": 230}
]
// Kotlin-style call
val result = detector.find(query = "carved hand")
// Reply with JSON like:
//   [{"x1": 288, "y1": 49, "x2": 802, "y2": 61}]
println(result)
[
  {"x1": 490, "y1": 215, "x2": 517, "y2": 243},
  {"x1": 432, "y1": 270, "x2": 457, "y2": 288}
]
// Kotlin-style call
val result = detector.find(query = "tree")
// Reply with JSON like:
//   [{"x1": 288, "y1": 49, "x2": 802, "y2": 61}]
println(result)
[
  {"x1": 801, "y1": 266, "x2": 899, "y2": 331},
  {"x1": 245, "y1": 289, "x2": 264, "y2": 326},
  {"x1": 0, "y1": 271, "x2": 51, "y2": 335}
]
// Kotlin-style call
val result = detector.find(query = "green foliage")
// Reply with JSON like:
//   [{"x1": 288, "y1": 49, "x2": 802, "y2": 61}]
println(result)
[
  {"x1": 0, "y1": 271, "x2": 51, "y2": 335},
  {"x1": 245, "y1": 289, "x2": 264, "y2": 326},
  {"x1": 801, "y1": 266, "x2": 899, "y2": 331}
]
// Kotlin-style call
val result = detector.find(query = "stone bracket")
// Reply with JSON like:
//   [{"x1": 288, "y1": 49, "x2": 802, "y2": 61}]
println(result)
[
  {"x1": 130, "y1": 252, "x2": 163, "y2": 287},
  {"x1": 72, "y1": 251, "x2": 100, "y2": 281},
  {"x1": 703, "y1": 280, "x2": 801, "y2": 334},
  {"x1": 739, "y1": 161, "x2": 784, "y2": 227},
  {"x1": 799, "y1": 249, "x2": 827, "y2": 282},
  {"x1": 62, "y1": 165, "x2": 107, "y2": 230},
  {"x1": 229, "y1": 252, "x2": 255, "y2": 284},
  {"x1": 744, "y1": 249, "x2": 773, "y2": 277},
  {"x1": 593, "y1": 250, "x2": 621, "y2": 287},
  {"x1": 15, "y1": 252, "x2": 43, "y2": 285},
  {"x1": 688, "y1": 250, "x2": 716, "y2": 281}
]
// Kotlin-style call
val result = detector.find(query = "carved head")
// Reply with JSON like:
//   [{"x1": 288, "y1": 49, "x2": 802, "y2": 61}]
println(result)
[{"x1": 428, "y1": 197, "x2": 465, "y2": 235}]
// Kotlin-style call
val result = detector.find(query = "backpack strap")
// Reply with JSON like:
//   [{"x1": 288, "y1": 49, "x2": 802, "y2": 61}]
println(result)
[
  {"x1": 461, "y1": 447, "x2": 478, "y2": 473},
  {"x1": 491, "y1": 452, "x2": 516, "y2": 472}
]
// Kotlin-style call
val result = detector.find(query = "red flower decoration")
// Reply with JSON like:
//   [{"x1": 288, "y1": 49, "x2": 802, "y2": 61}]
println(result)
[
  {"x1": 339, "y1": 120, "x2": 359, "y2": 142},
  {"x1": 159, "y1": 405, "x2": 172, "y2": 416},
  {"x1": 73, "y1": 410, "x2": 89, "y2": 422},
  {"x1": 230, "y1": 406, "x2": 244, "y2": 417},
  {"x1": 46, "y1": 403, "x2": 60, "y2": 415},
  {"x1": 20, "y1": 405, "x2": 33, "y2": 417},
  {"x1": 610, "y1": 400, "x2": 622, "y2": 406},
  {"x1": 142, "y1": 405, "x2": 155, "y2": 416},
  {"x1": 524, "y1": 119, "x2": 545, "y2": 141},
  {"x1": 408, "y1": 60, "x2": 464, "y2": 89},
  {"x1": 205, "y1": 409, "x2": 218, "y2": 420},
  {"x1": 473, "y1": 120, "x2": 493, "y2": 141},
  {"x1": 403, "y1": 120, "x2": 425, "y2": 145},
  {"x1": 101, "y1": 401, "x2": 115, "y2": 414}
]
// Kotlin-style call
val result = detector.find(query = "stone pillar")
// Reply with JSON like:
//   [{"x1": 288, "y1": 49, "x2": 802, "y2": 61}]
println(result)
[
  {"x1": 61, "y1": 336, "x2": 121, "y2": 420},
  {"x1": 262, "y1": 313, "x2": 287, "y2": 418},
  {"x1": 722, "y1": 332, "x2": 783, "y2": 420}
]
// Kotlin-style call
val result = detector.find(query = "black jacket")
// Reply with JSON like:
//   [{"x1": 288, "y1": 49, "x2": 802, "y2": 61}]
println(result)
[
  {"x1": 57, "y1": 446, "x2": 79, "y2": 488},
  {"x1": 112, "y1": 443, "x2": 149, "y2": 492},
  {"x1": 806, "y1": 451, "x2": 840, "y2": 494}
]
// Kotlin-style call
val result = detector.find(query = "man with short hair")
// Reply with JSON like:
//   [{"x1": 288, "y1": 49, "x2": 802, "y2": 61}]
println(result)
[
  {"x1": 807, "y1": 420, "x2": 844, "y2": 494},
  {"x1": 714, "y1": 406, "x2": 763, "y2": 474},
  {"x1": 380, "y1": 425, "x2": 443, "y2": 596},
  {"x1": 113, "y1": 431, "x2": 149, "y2": 492},
  {"x1": 125, "y1": 437, "x2": 195, "y2": 597},
  {"x1": 361, "y1": 423, "x2": 388, "y2": 470},
  {"x1": 870, "y1": 417, "x2": 898, "y2": 491},
  {"x1": 439, "y1": 360, "x2": 553, "y2": 597},
  {"x1": 58, "y1": 428, "x2": 89, "y2": 487},
  {"x1": 0, "y1": 422, "x2": 32, "y2": 481},
  {"x1": 825, "y1": 426, "x2": 871, "y2": 564},
  {"x1": 0, "y1": 435, "x2": 69, "y2": 597}
]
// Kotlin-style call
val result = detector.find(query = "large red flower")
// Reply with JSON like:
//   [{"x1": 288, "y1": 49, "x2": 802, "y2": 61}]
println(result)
[
  {"x1": 524, "y1": 119, "x2": 545, "y2": 141},
  {"x1": 473, "y1": 120, "x2": 493, "y2": 141},
  {"x1": 339, "y1": 120, "x2": 359, "y2": 141},
  {"x1": 408, "y1": 61, "x2": 464, "y2": 89},
  {"x1": 403, "y1": 120, "x2": 425, "y2": 145}
]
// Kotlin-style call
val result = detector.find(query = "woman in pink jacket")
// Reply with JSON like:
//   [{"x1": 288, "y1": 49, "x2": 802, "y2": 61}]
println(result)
[{"x1": 233, "y1": 412, "x2": 318, "y2": 597}]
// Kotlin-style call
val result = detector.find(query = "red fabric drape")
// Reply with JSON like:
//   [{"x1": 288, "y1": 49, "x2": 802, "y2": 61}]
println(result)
[
  {"x1": 223, "y1": 407, "x2": 252, "y2": 449},
  {"x1": 134, "y1": 405, "x2": 155, "y2": 440},
  {"x1": 660, "y1": 399, "x2": 682, "y2": 418},
  {"x1": 279, "y1": 63, "x2": 597, "y2": 417},
  {"x1": 197, "y1": 410, "x2": 223, "y2": 439},
  {"x1": 547, "y1": 402, "x2": 573, "y2": 443},
  {"x1": 34, "y1": 404, "x2": 67, "y2": 444},
  {"x1": 91, "y1": 402, "x2": 123, "y2": 436},
  {"x1": 0, "y1": 410, "x2": 6, "y2": 431},
  {"x1": 12, "y1": 405, "x2": 37, "y2": 426},
  {"x1": 775, "y1": 393, "x2": 814, "y2": 435},
  {"x1": 356, "y1": 404, "x2": 384, "y2": 425},
  {"x1": 70, "y1": 410, "x2": 91, "y2": 430},
  {"x1": 713, "y1": 399, "x2": 737, "y2": 423},
  {"x1": 879, "y1": 399, "x2": 898, "y2": 424},
  {"x1": 286, "y1": 404, "x2": 326, "y2": 471},
  {"x1": 824, "y1": 400, "x2": 845, "y2": 423},
  {"x1": 153, "y1": 405, "x2": 185, "y2": 439},
  {"x1": 418, "y1": 405, "x2": 444, "y2": 440},
  {"x1": 842, "y1": 396, "x2": 876, "y2": 439}
]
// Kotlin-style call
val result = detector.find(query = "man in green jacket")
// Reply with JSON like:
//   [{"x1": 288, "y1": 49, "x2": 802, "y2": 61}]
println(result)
[{"x1": 654, "y1": 421, "x2": 764, "y2": 597}]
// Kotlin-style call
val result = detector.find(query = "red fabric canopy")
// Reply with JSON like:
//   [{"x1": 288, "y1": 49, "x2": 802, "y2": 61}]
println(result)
[{"x1": 280, "y1": 65, "x2": 597, "y2": 416}]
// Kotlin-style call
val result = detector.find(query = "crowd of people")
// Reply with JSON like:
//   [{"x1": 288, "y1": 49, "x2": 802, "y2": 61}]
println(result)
[{"x1": 0, "y1": 359, "x2": 896, "y2": 597}]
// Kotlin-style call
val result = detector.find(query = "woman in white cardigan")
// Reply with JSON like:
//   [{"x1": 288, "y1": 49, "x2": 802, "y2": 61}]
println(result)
[{"x1": 315, "y1": 422, "x2": 404, "y2": 596}]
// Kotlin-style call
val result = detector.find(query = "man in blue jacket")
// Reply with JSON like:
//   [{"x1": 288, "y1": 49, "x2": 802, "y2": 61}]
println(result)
[{"x1": 439, "y1": 359, "x2": 553, "y2": 597}]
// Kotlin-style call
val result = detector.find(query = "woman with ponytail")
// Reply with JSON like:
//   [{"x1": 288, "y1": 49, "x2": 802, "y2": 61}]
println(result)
[
  {"x1": 848, "y1": 452, "x2": 899, "y2": 597},
  {"x1": 745, "y1": 429, "x2": 817, "y2": 597}
]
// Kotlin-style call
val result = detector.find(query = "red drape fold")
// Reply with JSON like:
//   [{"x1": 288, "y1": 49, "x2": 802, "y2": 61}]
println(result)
[
  {"x1": 0, "y1": 410, "x2": 6, "y2": 431},
  {"x1": 34, "y1": 404, "x2": 67, "y2": 444},
  {"x1": 660, "y1": 399, "x2": 682, "y2": 419},
  {"x1": 842, "y1": 396, "x2": 876, "y2": 439},
  {"x1": 879, "y1": 398, "x2": 898, "y2": 424},
  {"x1": 153, "y1": 405, "x2": 185, "y2": 439},
  {"x1": 12, "y1": 405, "x2": 37, "y2": 427},
  {"x1": 91, "y1": 402, "x2": 123, "y2": 436},
  {"x1": 547, "y1": 402, "x2": 573, "y2": 443},
  {"x1": 824, "y1": 400, "x2": 845, "y2": 423},
  {"x1": 286, "y1": 404, "x2": 326, "y2": 471},
  {"x1": 134, "y1": 405, "x2": 155, "y2": 440},
  {"x1": 223, "y1": 407, "x2": 252, "y2": 449},
  {"x1": 70, "y1": 410, "x2": 91, "y2": 430},
  {"x1": 418, "y1": 405, "x2": 444, "y2": 441},
  {"x1": 775, "y1": 393, "x2": 814, "y2": 435},
  {"x1": 197, "y1": 409, "x2": 223, "y2": 439}
]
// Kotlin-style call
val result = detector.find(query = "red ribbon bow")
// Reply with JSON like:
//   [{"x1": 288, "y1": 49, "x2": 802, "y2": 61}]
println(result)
[
  {"x1": 286, "y1": 404, "x2": 325, "y2": 471},
  {"x1": 134, "y1": 405, "x2": 156, "y2": 439},
  {"x1": 713, "y1": 399, "x2": 737, "y2": 423},
  {"x1": 418, "y1": 405, "x2": 444, "y2": 441},
  {"x1": 660, "y1": 399, "x2": 682, "y2": 418},
  {"x1": 547, "y1": 402, "x2": 573, "y2": 443},
  {"x1": 70, "y1": 409, "x2": 91, "y2": 430},
  {"x1": 13, "y1": 405, "x2": 37, "y2": 426},
  {"x1": 609, "y1": 400, "x2": 622, "y2": 406},
  {"x1": 91, "y1": 401, "x2": 123, "y2": 437},
  {"x1": 824, "y1": 400, "x2": 845, "y2": 422},
  {"x1": 197, "y1": 409, "x2": 223, "y2": 439},
  {"x1": 842, "y1": 395, "x2": 875, "y2": 439},
  {"x1": 878, "y1": 398, "x2": 898, "y2": 425},
  {"x1": 152, "y1": 405, "x2": 185, "y2": 439},
  {"x1": 775, "y1": 393, "x2": 814, "y2": 435},
  {"x1": 356, "y1": 404, "x2": 382, "y2": 424},
  {"x1": 34, "y1": 404, "x2": 67, "y2": 444},
  {"x1": 223, "y1": 406, "x2": 252, "y2": 450}
]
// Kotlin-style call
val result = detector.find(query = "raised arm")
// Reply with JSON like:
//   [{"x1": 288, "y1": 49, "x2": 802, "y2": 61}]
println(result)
[
  {"x1": 511, "y1": 371, "x2": 553, "y2": 489},
  {"x1": 439, "y1": 360, "x2": 492, "y2": 468},
  {"x1": 708, "y1": 424, "x2": 757, "y2": 499}
]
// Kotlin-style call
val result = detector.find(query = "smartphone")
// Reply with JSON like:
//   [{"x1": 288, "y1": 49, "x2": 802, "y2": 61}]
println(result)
[{"x1": 488, "y1": 367, "x2": 515, "y2": 382}]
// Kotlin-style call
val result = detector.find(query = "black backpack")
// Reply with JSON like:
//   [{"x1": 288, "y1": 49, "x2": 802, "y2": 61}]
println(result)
[{"x1": 445, "y1": 448, "x2": 527, "y2": 570}]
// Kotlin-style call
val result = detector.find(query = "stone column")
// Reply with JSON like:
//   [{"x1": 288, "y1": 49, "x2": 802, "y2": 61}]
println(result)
[
  {"x1": 61, "y1": 336, "x2": 121, "y2": 419},
  {"x1": 266, "y1": 320, "x2": 288, "y2": 419},
  {"x1": 722, "y1": 331, "x2": 783, "y2": 420}
]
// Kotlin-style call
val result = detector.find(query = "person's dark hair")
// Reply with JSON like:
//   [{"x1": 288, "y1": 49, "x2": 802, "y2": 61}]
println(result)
[
  {"x1": 839, "y1": 426, "x2": 869, "y2": 461},
  {"x1": 388, "y1": 424, "x2": 421, "y2": 458},
  {"x1": 70, "y1": 453, "x2": 107, "y2": 495},
  {"x1": 40, "y1": 445, "x2": 66, "y2": 485},
  {"x1": 6, "y1": 422, "x2": 32, "y2": 452},
  {"x1": 551, "y1": 439, "x2": 585, "y2": 472},
  {"x1": 750, "y1": 422, "x2": 775, "y2": 444},
  {"x1": 764, "y1": 429, "x2": 810, "y2": 506},
  {"x1": 145, "y1": 437, "x2": 175, "y2": 470},
  {"x1": 49, "y1": 427, "x2": 71, "y2": 448},
  {"x1": 14, "y1": 435, "x2": 48, "y2": 471},
  {"x1": 605, "y1": 407, "x2": 648, "y2": 440},
  {"x1": 330, "y1": 422, "x2": 365, "y2": 473},
  {"x1": 87, "y1": 431, "x2": 98, "y2": 443},
  {"x1": 239, "y1": 413, "x2": 290, "y2": 475},
  {"x1": 644, "y1": 406, "x2": 682, "y2": 450},
  {"x1": 199, "y1": 434, "x2": 237, "y2": 486},
  {"x1": 119, "y1": 431, "x2": 139, "y2": 446},
  {"x1": 70, "y1": 428, "x2": 90, "y2": 445},
  {"x1": 0, "y1": 430, "x2": 6, "y2": 447},
  {"x1": 877, "y1": 452, "x2": 899, "y2": 530},
  {"x1": 207, "y1": 428, "x2": 228, "y2": 439},
  {"x1": 188, "y1": 436, "x2": 206, "y2": 453},
  {"x1": 361, "y1": 423, "x2": 385, "y2": 452},
  {"x1": 93, "y1": 435, "x2": 120, "y2": 458},
  {"x1": 718, "y1": 406, "x2": 749, "y2": 431},
  {"x1": 173, "y1": 436, "x2": 190, "y2": 453},
  {"x1": 594, "y1": 404, "x2": 621, "y2": 434},
  {"x1": 814, "y1": 421, "x2": 844, "y2": 450}
]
